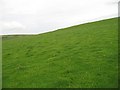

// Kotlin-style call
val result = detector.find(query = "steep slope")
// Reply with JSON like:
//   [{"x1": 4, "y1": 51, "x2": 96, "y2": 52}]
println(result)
[{"x1": 2, "y1": 18, "x2": 118, "y2": 88}]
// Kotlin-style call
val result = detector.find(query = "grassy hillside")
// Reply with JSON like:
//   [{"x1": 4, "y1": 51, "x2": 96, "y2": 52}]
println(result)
[{"x1": 2, "y1": 18, "x2": 118, "y2": 88}]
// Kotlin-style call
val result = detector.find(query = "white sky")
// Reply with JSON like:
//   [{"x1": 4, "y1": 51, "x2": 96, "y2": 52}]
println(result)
[{"x1": 0, "y1": 0, "x2": 119, "y2": 35}]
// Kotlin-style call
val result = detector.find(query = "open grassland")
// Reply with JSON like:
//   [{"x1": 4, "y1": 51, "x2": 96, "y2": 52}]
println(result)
[{"x1": 2, "y1": 18, "x2": 118, "y2": 88}]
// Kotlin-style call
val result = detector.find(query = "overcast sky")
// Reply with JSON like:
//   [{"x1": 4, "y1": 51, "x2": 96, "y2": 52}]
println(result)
[{"x1": 0, "y1": 0, "x2": 119, "y2": 35}]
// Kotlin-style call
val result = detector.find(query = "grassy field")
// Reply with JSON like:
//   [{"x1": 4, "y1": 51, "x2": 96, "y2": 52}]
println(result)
[{"x1": 2, "y1": 18, "x2": 118, "y2": 88}]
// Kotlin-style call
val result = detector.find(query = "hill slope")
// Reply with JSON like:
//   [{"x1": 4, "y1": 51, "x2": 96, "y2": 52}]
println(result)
[{"x1": 2, "y1": 18, "x2": 118, "y2": 88}]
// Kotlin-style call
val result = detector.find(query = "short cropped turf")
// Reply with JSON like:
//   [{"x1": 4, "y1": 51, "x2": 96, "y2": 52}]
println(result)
[{"x1": 2, "y1": 18, "x2": 118, "y2": 88}]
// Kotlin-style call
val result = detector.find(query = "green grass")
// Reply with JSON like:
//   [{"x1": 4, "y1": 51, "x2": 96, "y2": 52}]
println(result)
[
  {"x1": 2, "y1": 18, "x2": 118, "y2": 88},
  {"x1": 0, "y1": 36, "x2": 2, "y2": 89}
]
